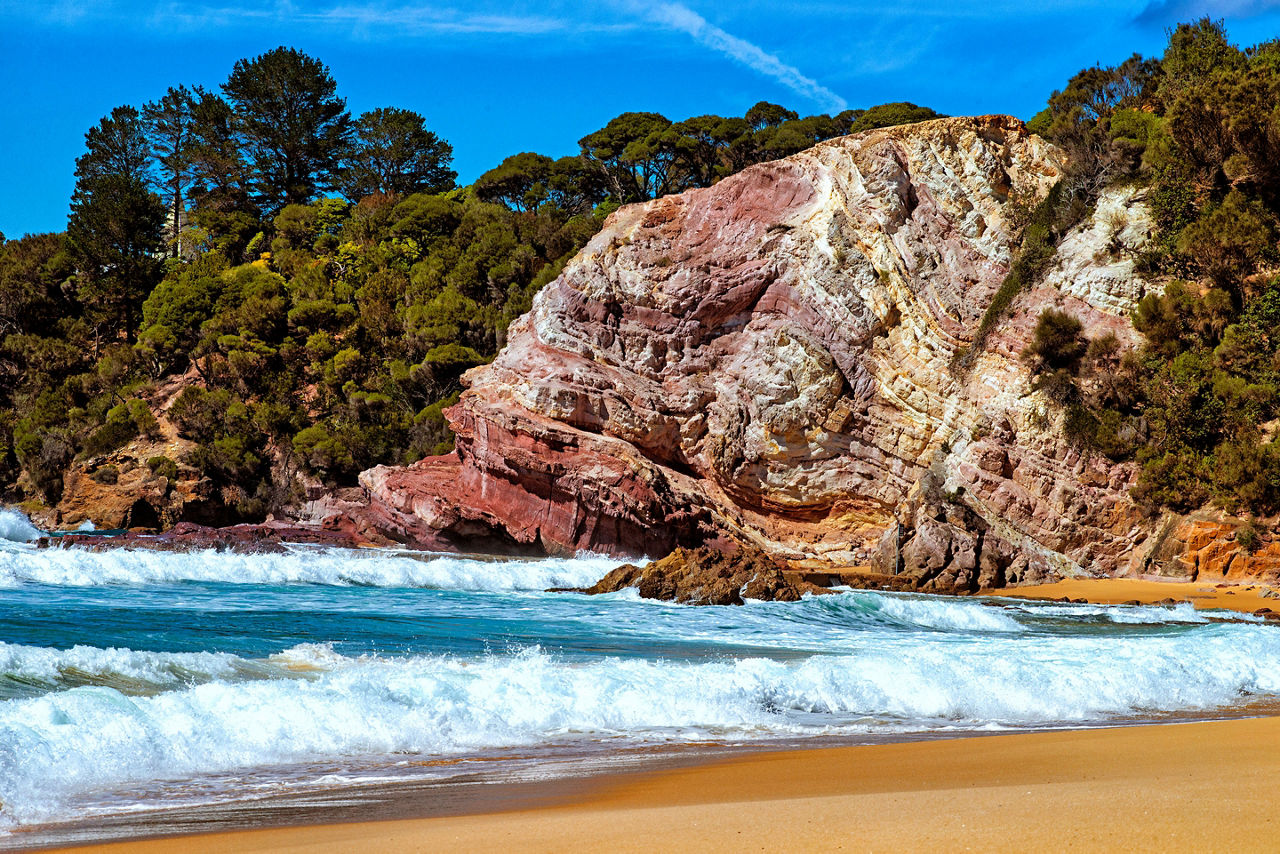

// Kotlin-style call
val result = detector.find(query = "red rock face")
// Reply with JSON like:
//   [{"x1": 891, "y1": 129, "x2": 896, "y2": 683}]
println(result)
[{"x1": 354, "y1": 115, "x2": 1096, "y2": 565}]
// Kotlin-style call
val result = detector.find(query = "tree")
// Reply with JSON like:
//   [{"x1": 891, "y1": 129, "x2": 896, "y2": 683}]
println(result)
[
  {"x1": 221, "y1": 46, "x2": 351, "y2": 209},
  {"x1": 0, "y1": 234, "x2": 74, "y2": 338},
  {"x1": 1176, "y1": 190, "x2": 1276, "y2": 289},
  {"x1": 1048, "y1": 54, "x2": 1159, "y2": 123},
  {"x1": 848, "y1": 102, "x2": 944, "y2": 133},
  {"x1": 745, "y1": 101, "x2": 797, "y2": 131},
  {"x1": 544, "y1": 156, "x2": 607, "y2": 214},
  {"x1": 1158, "y1": 17, "x2": 1244, "y2": 104},
  {"x1": 474, "y1": 152, "x2": 554, "y2": 212},
  {"x1": 188, "y1": 88, "x2": 260, "y2": 258},
  {"x1": 1023, "y1": 309, "x2": 1087, "y2": 374},
  {"x1": 338, "y1": 107, "x2": 455, "y2": 201},
  {"x1": 579, "y1": 112, "x2": 678, "y2": 202},
  {"x1": 67, "y1": 174, "x2": 165, "y2": 344},
  {"x1": 671, "y1": 115, "x2": 750, "y2": 187},
  {"x1": 143, "y1": 85, "x2": 198, "y2": 257},
  {"x1": 75, "y1": 105, "x2": 152, "y2": 185}
]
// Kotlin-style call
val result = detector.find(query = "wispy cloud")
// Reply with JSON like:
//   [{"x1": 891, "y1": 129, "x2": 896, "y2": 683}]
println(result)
[
  {"x1": 639, "y1": 3, "x2": 848, "y2": 112},
  {"x1": 1133, "y1": 0, "x2": 1280, "y2": 26},
  {"x1": 12, "y1": 1, "x2": 616, "y2": 37}
]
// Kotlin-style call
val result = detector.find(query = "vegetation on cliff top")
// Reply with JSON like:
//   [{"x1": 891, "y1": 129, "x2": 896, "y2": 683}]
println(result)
[
  {"x1": 0, "y1": 45, "x2": 941, "y2": 522},
  {"x1": 9, "y1": 19, "x2": 1279, "y2": 528},
  {"x1": 1018, "y1": 19, "x2": 1280, "y2": 517}
]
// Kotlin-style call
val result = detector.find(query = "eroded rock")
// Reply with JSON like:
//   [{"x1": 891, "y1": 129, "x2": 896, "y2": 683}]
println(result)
[{"x1": 572, "y1": 545, "x2": 826, "y2": 605}]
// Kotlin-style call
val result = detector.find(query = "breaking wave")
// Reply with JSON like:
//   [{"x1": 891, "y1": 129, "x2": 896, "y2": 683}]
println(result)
[
  {"x1": 3, "y1": 622, "x2": 1279, "y2": 825},
  {"x1": 0, "y1": 540, "x2": 617, "y2": 592}
]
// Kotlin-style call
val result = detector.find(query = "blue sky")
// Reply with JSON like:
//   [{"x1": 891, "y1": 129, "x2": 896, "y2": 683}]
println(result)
[{"x1": 3, "y1": 0, "x2": 1280, "y2": 238}]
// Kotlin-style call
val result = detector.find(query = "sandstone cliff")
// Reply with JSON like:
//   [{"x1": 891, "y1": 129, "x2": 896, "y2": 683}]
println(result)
[{"x1": 333, "y1": 116, "x2": 1235, "y2": 589}]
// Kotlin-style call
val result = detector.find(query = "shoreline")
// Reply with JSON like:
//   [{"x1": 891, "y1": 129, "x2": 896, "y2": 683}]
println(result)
[
  {"x1": 51, "y1": 715, "x2": 1280, "y2": 853},
  {"x1": 985, "y1": 576, "x2": 1280, "y2": 615}
]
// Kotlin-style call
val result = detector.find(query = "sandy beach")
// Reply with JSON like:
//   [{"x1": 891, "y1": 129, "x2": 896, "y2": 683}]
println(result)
[
  {"x1": 59, "y1": 714, "x2": 1280, "y2": 853},
  {"x1": 989, "y1": 577, "x2": 1280, "y2": 614}
]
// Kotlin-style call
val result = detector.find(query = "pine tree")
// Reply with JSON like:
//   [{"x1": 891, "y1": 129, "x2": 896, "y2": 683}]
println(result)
[
  {"x1": 221, "y1": 47, "x2": 351, "y2": 210},
  {"x1": 143, "y1": 85, "x2": 197, "y2": 257},
  {"x1": 337, "y1": 107, "x2": 456, "y2": 201}
]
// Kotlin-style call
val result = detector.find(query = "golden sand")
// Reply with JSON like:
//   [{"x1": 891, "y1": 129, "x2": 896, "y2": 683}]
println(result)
[
  {"x1": 989, "y1": 576, "x2": 1280, "y2": 614},
  {"x1": 62, "y1": 715, "x2": 1280, "y2": 853}
]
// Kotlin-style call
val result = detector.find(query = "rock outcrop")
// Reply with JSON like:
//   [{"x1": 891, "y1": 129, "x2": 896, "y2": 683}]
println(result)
[
  {"x1": 25, "y1": 370, "x2": 250, "y2": 532},
  {"x1": 571, "y1": 545, "x2": 826, "y2": 605},
  {"x1": 329, "y1": 115, "x2": 1246, "y2": 584}
]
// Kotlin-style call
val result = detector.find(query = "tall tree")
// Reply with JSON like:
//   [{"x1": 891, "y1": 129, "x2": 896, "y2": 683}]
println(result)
[
  {"x1": 143, "y1": 85, "x2": 197, "y2": 257},
  {"x1": 75, "y1": 105, "x2": 151, "y2": 185},
  {"x1": 745, "y1": 101, "x2": 798, "y2": 131},
  {"x1": 338, "y1": 107, "x2": 455, "y2": 201},
  {"x1": 672, "y1": 115, "x2": 750, "y2": 187},
  {"x1": 221, "y1": 46, "x2": 351, "y2": 210},
  {"x1": 187, "y1": 88, "x2": 259, "y2": 259}
]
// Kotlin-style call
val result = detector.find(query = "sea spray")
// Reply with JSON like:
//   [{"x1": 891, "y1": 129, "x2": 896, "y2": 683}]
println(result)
[
  {"x1": 2, "y1": 539, "x2": 1279, "y2": 834},
  {"x1": 0, "y1": 540, "x2": 619, "y2": 591},
  {"x1": 3, "y1": 618, "x2": 1280, "y2": 825},
  {"x1": 0, "y1": 509, "x2": 41, "y2": 544}
]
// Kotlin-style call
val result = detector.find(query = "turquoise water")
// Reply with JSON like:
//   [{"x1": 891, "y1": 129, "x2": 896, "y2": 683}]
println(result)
[{"x1": 2, "y1": 509, "x2": 1280, "y2": 840}]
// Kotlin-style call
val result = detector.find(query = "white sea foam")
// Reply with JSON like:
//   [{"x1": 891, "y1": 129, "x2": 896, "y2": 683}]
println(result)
[
  {"x1": 0, "y1": 509, "x2": 41, "y2": 544},
  {"x1": 851, "y1": 592, "x2": 1025, "y2": 633},
  {"x1": 0, "y1": 543, "x2": 617, "y2": 591},
  {"x1": 3, "y1": 625, "x2": 1280, "y2": 825}
]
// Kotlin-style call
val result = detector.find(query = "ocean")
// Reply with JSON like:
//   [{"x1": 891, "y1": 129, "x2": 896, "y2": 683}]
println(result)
[{"x1": 2, "y1": 508, "x2": 1279, "y2": 847}]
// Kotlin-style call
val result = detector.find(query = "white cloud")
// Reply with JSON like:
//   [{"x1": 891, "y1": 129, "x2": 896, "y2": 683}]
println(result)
[
  {"x1": 640, "y1": 3, "x2": 848, "y2": 112},
  {"x1": 13, "y1": 1, "x2": 611, "y2": 37}
]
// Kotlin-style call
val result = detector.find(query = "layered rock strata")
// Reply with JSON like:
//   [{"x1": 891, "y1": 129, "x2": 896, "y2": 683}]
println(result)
[{"x1": 341, "y1": 116, "x2": 1197, "y2": 583}]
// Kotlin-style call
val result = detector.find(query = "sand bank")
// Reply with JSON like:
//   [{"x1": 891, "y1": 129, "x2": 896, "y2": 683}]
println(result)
[
  {"x1": 989, "y1": 577, "x2": 1280, "y2": 614},
  {"x1": 61, "y1": 715, "x2": 1280, "y2": 853}
]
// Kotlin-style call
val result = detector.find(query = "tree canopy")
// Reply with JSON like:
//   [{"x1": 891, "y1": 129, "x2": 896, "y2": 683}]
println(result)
[{"x1": 222, "y1": 46, "x2": 352, "y2": 210}]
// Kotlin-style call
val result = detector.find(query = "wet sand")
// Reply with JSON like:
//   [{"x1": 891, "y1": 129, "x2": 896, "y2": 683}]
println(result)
[{"x1": 60, "y1": 715, "x2": 1280, "y2": 853}]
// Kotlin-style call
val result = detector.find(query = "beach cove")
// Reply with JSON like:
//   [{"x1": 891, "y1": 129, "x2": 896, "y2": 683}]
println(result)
[{"x1": 2, "y1": 522, "x2": 1280, "y2": 850}]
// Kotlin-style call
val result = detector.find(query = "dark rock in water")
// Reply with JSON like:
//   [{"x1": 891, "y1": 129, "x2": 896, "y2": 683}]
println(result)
[
  {"x1": 37, "y1": 520, "x2": 367, "y2": 554},
  {"x1": 564, "y1": 545, "x2": 829, "y2": 606}
]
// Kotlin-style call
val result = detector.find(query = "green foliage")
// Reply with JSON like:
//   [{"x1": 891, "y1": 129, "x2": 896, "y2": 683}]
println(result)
[
  {"x1": 1175, "y1": 190, "x2": 1275, "y2": 288},
  {"x1": 338, "y1": 107, "x2": 456, "y2": 201},
  {"x1": 91, "y1": 464, "x2": 119, "y2": 485},
  {"x1": 847, "y1": 102, "x2": 944, "y2": 132},
  {"x1": 83, "y1": 399, "x2": 159, "y2": 457},
  {"x1": 968, "y1": 182, "x2": 1082, "y2": 358},
  {"x1": 75, "y1": 105, "x2": 153, "y2": 186},
  {"x1": 67, "y1": 173, "x2": 166, "y2": 342},
  {"x1": 221, "y1": 46, "x2": 351, "y2": 209},
  {"x1": 1238, "y1": 519, "x2": 1261, "y2": 553},
  {"x1": 1024, "y1": 309, "x2": 1087, "y2": 374},
  {"x1": 147, "y1": 455, "x2": 179, "y2": 483}
]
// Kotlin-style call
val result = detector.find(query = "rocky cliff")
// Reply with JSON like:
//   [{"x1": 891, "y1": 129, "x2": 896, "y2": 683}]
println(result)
[{"x1": 335, "y1": 115, "x2": 1216, "y2": 589}]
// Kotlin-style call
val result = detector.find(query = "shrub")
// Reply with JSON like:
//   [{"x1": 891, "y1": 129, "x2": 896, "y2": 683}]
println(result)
[
  {"x1": 1024, "y1": 309, "x2": 1087, "y2": 374},
  {"x1": 1176, "y1": 190, "x2": 1276, "y2": 289},
  {"x1": 147, "y1": 455, "x2": 179, "y2": 483},
  {"x1": 91, "y1": 464, "x2": 119, "y2": 485},
  {"x1": 1237, "y1": 520, "x2": 1261, "y2": 553}
]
